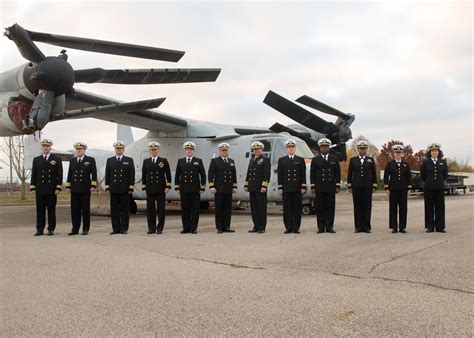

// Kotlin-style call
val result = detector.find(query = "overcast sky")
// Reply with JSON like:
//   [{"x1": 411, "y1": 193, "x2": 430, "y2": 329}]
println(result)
[{"x1": 0, "y1": 0, "x2": 472, "y2": 179}]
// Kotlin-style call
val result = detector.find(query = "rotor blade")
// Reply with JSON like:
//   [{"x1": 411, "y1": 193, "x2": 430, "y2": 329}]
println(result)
[
  {"x1": 4, "y1": 24, "x2": 45, "y2": 62},
  {"x1": 29, "y1": 90, "x2": 55, "y2": 129},
  {"x1": 74, "y1": 68, "x2": 221, "y2": 84},
  {"x1": 269, "y1": 123, "x2": 319, "y2": 148},
  {"x1": 53, "y1": 97, "x2": 166, "y2": 120},
  {"x1": 296, "y1": 95, "x2": 352, "y2": 120},
  {"x1": 264, "y1": 90, "x2": 338, "y2": 135},
  {"x1": 26, "y1": 29, "x2": 185, "y2": 62}
]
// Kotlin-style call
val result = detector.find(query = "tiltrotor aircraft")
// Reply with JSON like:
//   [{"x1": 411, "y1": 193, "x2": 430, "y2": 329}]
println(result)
[{"x1": 1, "y1": 24, "x2": 356, "y2": 214}]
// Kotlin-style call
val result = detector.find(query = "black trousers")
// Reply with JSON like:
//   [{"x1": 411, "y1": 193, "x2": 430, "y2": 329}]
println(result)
[
  {"x1": 315, "y1": 191, "x2": 336, "y2": 231},
  {"x1": 180, "y1": 192, "x2": 200, "y2": 232},
  {"x1": 250, "y1": 191, "x2": 267, "y2": 231},
  {"x1": 36, "y1": 193, "x2": 57, "y2": 233},
  {"x1": 146, "y1": 193, "x2": 166, "y2": 232},
  {"x1": 110, "y1": 193, "x2": 130, "y2": 233},
  {"x1": 215, "y1": 193, "x2": 232, "y2": 231},
  {"x1": 424, "y1": 190, "x2": 445, "y2": 231},
  {"x1": 283, "y1": 191, "x2": 302, "y2": 231},
  {"x1": 71, "y1": 193, "x2": 91, "y2": 233},
  {"x1": 352, "y1": 187, "x2": 373, "y2": 231},
  {"x1": 389, "y1": 190, "x2": 407, "y2": 230}
]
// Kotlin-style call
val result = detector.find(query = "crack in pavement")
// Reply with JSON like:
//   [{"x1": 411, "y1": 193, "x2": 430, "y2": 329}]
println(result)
[
  {"x1": 368, "y1": 240, "x2": 449, "y2": 274},
  {"x1": 331, "y1": 272, "x2": 473, "y2": 295},
  {"x1": 141, "y1": 246, "x2": 266, "y2": 270}
]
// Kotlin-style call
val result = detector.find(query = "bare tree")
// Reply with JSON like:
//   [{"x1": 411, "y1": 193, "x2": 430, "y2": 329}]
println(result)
[{"x1": 0, "y1": 136, "x2": 31, "y2": 200}]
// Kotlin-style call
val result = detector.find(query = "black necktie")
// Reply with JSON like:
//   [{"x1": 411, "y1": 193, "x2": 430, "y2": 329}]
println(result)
[
  {"x1": 324, "y1": 155, "x2": 328, "y2": 161},
  {"x1": 187, "y1": 158, "x2": 190, "y2": 164},
  {"x1": 224, "y1": 158, "x2": 227, "y2": 164},
  {"x1": 78, "y1": 158, "x2": 82, "y2": 164},
  {"x1": 44, "y1": 156, "x2": 47, "y2": 161},
  {"x1": 152, "y1": 158, "x2": 155, "y2": 164},
  {"x1": 117, "y1": 157, "x2": 121, "y2": 163}
]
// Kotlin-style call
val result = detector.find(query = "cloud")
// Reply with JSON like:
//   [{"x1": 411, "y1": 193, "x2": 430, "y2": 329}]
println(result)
[{"x1": 0, "y1": 1, "x2": 472, "y2": 180}]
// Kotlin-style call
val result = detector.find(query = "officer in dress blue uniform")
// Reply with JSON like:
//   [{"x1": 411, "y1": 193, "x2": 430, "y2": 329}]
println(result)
[
  {"x1": 105, "y1": 141, "x2": 135, "y2": 235},
  {"x1": 420, "y1": 143, "x2": 448, "y2": 233},
  {"x1": 31, "y1": 139, "x2": 63, "y2": 236},
  {"x1": 383, "y1": 144, "x2": 412, "y2": 233},
  {"x1": 175, "y1": 141, "x2": 206, "y2": 234},
  {"x1": 347, "y1": 140, "x2": 377, "y2": 233},
  {"x1": 65, "y1": 142, "x2": 97, "y2": 235},
  {"x1": 278, "y1": 139, "x2": 307, "y2": 234},
  {"x1": 142, "y1": 141, "x2": 171, "y2": 234},
  {"x1": 208, "y1": 142, "x2": 237, "y2": 233},
  {"x1": 310, "y1": 138, "x2": 341, "y2": 233},
  {"x1": 245, "y1": 141, "x2": 271, "y2": 234}
]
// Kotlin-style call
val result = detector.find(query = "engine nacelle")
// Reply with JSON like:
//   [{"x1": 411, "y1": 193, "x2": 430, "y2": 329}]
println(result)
[{"x1": 0, "y1": 93, "x2": 33, "y2": 135}]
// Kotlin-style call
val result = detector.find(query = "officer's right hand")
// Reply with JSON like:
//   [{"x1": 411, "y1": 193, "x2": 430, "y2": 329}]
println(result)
[
  {"x1": 348, "y1": 188, "x2": 352, "y2": 194},
  {"x1": 278, "y1": 190, "x2": 282, "y2": 195},
  {"x1": 311, "y1": 188, "x2": 315, "y2": 194},
  {"x1": 244, "y1": 187, "x2": 248, "y2": 192},
  {"x1": 386, "y1": 190, "x2": 390, "y2": 196},
  {"x1": 210, "y1": 188, "x2": 217, "y2": 194},
  {"x1": 66, "y1": 188, "x2": 71, "y2": 193},
  {"x1": 176, "y1": 190, "x2": 180, "y2": 195},
  {"x1": 30, "y1": 190, "x2": 35, "y2": 195}
]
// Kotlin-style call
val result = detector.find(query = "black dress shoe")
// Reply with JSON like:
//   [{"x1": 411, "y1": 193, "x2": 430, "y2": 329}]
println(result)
[
  {"x1": 110, "y1": 231, "x2": 120, "y2": 235},
  {"x1": 392, "y1": 229, "x2": 398, "y2": 233},
  {"x1": 317, "y1": 230, "x2": 325, "y2": 234},
  {"x1": 426, "y1": 229, "x2": 434, "y2": 233},
  {"x1": 257, "y1": 230, "x2": 265, "y2": 233},
  {"x1": 191, "y1": 231, "x2": 197, "y2": 234},
  {"x1": 293, "y1": 230, "x2": 301, "y2": 234},
  {"x1": 217, "y1": 230, "x2": 223, "y2": 234},
  {"x1": 121, "y1": 231, "x2": 128, "y2": 235},
  {"x1": 68, "y1": 232, "x2": 79, "y2": 236},
  {"x1": 147, "y1": 231, "x2": 155, "y2": 234},
  {"x1": 34, "y1": 232, "x2": 44, "y2": 236},
  {"x1": 82, "y1": 231, "x2": 88, "y2": 235},
  {"x1": 156, "y1": 231, "x2": 162, "y2": 234},
  {"x1": 327, "y1": 229, "x2": 336, "y2": 233},
  {"x1": 180, "y1": 230, "x2": 189, "y2": 234},
  {"x1": 284, "y1": 230, "x2": 292, "y2": 234},
  {"x1": 364, "y1": 229, "x2": 371, "y2": 233},
  {"x1": 248, "y1": 229, "x2": 257, "y2": 233},
  {"x1": 437, "y1": 229, "x2": 446, "y2": 233},
  {"x1": 399, "y1": 229, "x2": 407, "y2": 233},
  {"x1": 47, "y1": 231, "x2": 54, "y2": 236},
  {"x1": 225, "y1": 229, "x2": 235, "y2": 233}
]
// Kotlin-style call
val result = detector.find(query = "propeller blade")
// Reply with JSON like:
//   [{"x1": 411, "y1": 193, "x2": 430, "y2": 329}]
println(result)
[
  {"x1": 26, "y1": 29, "x2": 185, "y2": 62},
  {"x1": 296, "y1": 95, "x2": 352, "y2": 120},
  {"x1": 74, "y1": 68, "x2": 221, "y2": 85},
  {"x1": 330, "y1": 143, "x2": 347, "y2": 161},
  {"x1": 28, "y1": 90, "x2": 55, "y2": 130},
  {"x1": 4, "y1": 24, "x2": 45, "y2": 62},
  {"x1": 264, "y1": 90, "x2": 338, "y2": 135},
  {"x1": 269, "y1": 123, "x2": 319, "y2": 148},
  {"x1": 54, "y1": 97, "x2": 166, "y2": 120}
]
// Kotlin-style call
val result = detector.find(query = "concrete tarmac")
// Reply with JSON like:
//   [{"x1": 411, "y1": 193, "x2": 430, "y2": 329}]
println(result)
[{"x1": 1, "y1": 194, "x2": 473, "y2": 336}]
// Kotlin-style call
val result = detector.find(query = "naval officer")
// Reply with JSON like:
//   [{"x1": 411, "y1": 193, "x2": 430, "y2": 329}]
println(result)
[
  {"x1": 310, "y1": 138, "x2": 341, "y2": 233},
  {"x1": 277, "y1": 139, "x2": 307, "y2": 234},
  {"x1": 105, "y1": 141, "x2": 135, "y2": 235},
  {"x1": 31, "y1": 138, "x2": 63, "y2": 236},
  {"x1": 420, "y1": 143, "x2": 448, "y2": 233},
  {"x1": 383, "y1": 144, "x2": 412, "y2": 233},
  {"x1": 245, "y1": 141, "x2": 271, "y2": 234},
  {"x1": 141, "y1": 141, "x2": 171, "y2": 234},
  {"x1": 347, "y1": 140, "x2": 377, "y2": 233},
  {"x1": 208, "y1": 142, "x2": 237, "y2": 233},
  {"x1": 175, "y1": 141, "x2": 206, "y2": 234},
  {"x1": 65, "y1": 142, "x2": 97, "y2": 235}
]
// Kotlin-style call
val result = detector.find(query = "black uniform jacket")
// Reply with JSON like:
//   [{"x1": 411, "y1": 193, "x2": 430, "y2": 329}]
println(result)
[
  {"x1": 310, "y1": 154, "x2": 341, "y2": 193},
  {"x1": 66, "y1": 156, "x2": 97, "y2": 193},
  {"x1": 278, "y1": 155, "x2": 307, "y2": 193},
  {"x1": 244, "y1": 155, "x2": 271, "y2": 192},
  {"x1": 31, "y1": 154, "x2": 63, "y2": 194},
  {"x1": 420, "y1": 158, "x2": 448, "y2": 190},
  {"x1": 208, "y1": 157, "x2": 237, "y2": 193},
  {"x1": 347, "y1": 156, "x2": 377, "y2": 189},
  {"x1": 141, "y1": 157, "x2": 172, "y2": 194},
  {"x1": 383, "y1": 160, "x2": 412, "y2": 191},
  {"x1": 105, "y1": 156, "x2": 135, "y2": 194},
  {"x1": 175, "y1": 157, "x2": 206, "y2": 193}
]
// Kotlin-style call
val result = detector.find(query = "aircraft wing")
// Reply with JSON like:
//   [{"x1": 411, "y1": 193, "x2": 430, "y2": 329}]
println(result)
[{"x1": 65, "y1": 89, "x2": 188, "y2": 132}]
